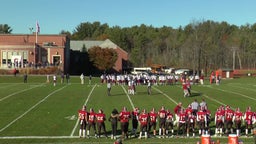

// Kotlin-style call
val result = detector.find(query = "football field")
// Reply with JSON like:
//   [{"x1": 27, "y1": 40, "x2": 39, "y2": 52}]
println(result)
[{"x1": 0, "y1": 75, "x2": 255, "y2": 144}]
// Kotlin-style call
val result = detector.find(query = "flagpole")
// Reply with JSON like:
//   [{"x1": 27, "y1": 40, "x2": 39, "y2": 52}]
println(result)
[{"x1": 36, "y1": 21, "x2": 38, "y2": 44}]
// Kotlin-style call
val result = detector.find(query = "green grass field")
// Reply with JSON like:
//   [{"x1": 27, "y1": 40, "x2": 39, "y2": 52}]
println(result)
[{"x1": 0, "y1": 75, "x2": 255, "y2": 144}]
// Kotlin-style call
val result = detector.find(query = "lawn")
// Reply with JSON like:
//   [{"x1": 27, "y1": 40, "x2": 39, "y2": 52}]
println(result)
[{"x1": 0, "y1": 75, "x2": 255, "y2": 143}]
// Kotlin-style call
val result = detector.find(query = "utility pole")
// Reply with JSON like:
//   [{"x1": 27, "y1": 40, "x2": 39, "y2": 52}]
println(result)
[{"x1": 232, "y1": 47, "x2": 237, "y2": 70}]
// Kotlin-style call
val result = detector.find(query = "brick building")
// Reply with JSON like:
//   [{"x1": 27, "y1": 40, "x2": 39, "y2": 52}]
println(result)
[
  {"x1": 0, "y1": 34, "x2": 70, "y2": 73},
  {"x1": 70, "y1": 39, "x2": 128, "y2": 73}
]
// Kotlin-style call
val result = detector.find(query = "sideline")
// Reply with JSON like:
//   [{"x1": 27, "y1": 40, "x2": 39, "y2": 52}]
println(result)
[
  {"x1": 70, "y1": 84, "x2": 97, "y2": 136},
  {"x1": 0, "y1": 85, "x2": 66, "y2": 132}
]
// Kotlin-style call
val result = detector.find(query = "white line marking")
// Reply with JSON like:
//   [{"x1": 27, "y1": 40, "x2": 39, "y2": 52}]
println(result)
[
  {"x1": 70, "y1": 84, "x2": 97, "y2": 136},
  {"x1": 227, "y1": 84, "x2": 256, "y2": 93},
  {"x1": 121, "y1": 85, "x2": 135, "y2": 110},
  {"x1": 189, "y1": 87, "x2": 235, "y2": 110},
  {"x1": 0, "y1": 84, "x2": 43, "y2": 102},
  {"x1": 0, "y1": 83, "x2": 19, "y2": 89},
  {"x1": 207, "y1": 85, "x2": 256, "y2": 101},
  {"x1": 0, "y1": 86, "x2": 66, "y2": 132},
  {"x1": 175, "y1": 85, "x2": 233, "y2": 109},
  {"x1": 152, "y1": 86, "x2": 178, "y2": 105}
]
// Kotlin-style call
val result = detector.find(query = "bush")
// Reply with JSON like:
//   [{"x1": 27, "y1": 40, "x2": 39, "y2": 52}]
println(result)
[{"x1": 0, "y1": 67, "x2": 61, "y2": 75}]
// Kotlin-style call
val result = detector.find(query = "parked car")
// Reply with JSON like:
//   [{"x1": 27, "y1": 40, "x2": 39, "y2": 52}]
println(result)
[{"x1": 174, "y1": 68, "x2": 193, "y2": 75}]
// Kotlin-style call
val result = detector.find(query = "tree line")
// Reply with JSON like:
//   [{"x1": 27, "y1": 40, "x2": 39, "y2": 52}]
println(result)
[
  {"x1": 68, "y1": 21, "x2": 256, "y2": 74},
  {"x1": 2, "y1": 20, "x2": 256, "y2": 74}
]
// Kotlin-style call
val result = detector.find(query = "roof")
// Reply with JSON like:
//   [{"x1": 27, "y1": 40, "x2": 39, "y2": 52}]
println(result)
[
  {"x1": 70, "y1": 40, "x2": 103, "y2": 51},
  {"x1": 99, "y1": 39, "x2": 118, "y2": 49},
  {"x1": 70, "y1": 39, "x2": 127, "y2": 53}
]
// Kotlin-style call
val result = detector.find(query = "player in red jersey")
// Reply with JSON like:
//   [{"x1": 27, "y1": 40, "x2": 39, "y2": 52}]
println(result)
[
  {"x1": 224, "y1": 105, "x2": 234, "y2": 135},
  {"x1": 182, "y1": 82, "x2": 189, "y2": 97},
  {"x1": 87, "y1": 108, "x2": 97, "y2": 138},
  {"x1": 174, "y1": 102, "x2": 182, "y2": 126},
  {"x1": 96, "y1": 109, "x2": 107, "y2": 138},
  {"x1": 147, "y1": 107, "x2": 158, "y2": 137},
  {"x1": 196, "y1": 107, "x2": 207, "y2": 135},
  {"x1": 165, "y1": 109, "x2": 174, "y2": 137},
  {"x1": 214, "y1": 107, "x2": 225, "y2": 136},
  {"x1": 185, "y1": 105, "x2": 193, "y2": 115},
  {"x1": 233, "y1": 107, "x2": 243, "y2": 136},
  {"x1": 244, "y1": 106, "x2": 254, "y2": 136},
  {"x1": 131, "y1": 107, "x2": 140, "y2": 137},
  {"x1": 158, "y1": 106, "x2": 167, "y2": 137},
  {"x1": 138, "y1": 109, "x2": 149, "y2": 139},
  {"x1": 78, "y1": 105, "x2": 88, "y2": 138},
  {"x1": 177, "y1": 108, "x2": 187, "y2": 137},
  {"x1": 186, "y1": 110, "x2": 196, "y2": 137},
  {"x1": 119, "y1": 107, "x2": 131, "y2": 139}
]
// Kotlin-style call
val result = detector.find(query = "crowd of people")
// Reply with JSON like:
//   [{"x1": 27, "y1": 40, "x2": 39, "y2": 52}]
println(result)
[{"x1": 77, "y1": 100, "x2": 256, "y2": 141}]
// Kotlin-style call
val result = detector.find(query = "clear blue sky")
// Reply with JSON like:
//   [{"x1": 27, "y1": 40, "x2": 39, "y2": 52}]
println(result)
[{"x1": 1, "y1": 0, "x2": 255, "y2": 34}]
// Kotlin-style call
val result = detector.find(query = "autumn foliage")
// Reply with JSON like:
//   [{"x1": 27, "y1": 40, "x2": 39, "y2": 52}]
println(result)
[{"x1": 88, "y1": 46, "x2": 117, "y2": 71}]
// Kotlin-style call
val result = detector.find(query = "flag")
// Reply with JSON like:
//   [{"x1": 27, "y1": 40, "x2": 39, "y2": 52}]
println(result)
[{"x1": 36, "y1": 21, "x2": 40, "y2": 33}]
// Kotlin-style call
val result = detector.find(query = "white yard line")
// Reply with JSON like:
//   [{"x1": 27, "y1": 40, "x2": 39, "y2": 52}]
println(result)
[
  {"x1": 189, "y1": 87, "x2": 235, "y2": 110},
  {"x1": 0, "y1": 83, "x2": 19, "y2": 89},
  {"x1": 206, "y1": 85, "x2": 256, "y2": 101},
  {"x1": 152, "y1": 86, "x2": 178, "y2": 105},
  {"x1": 121, "y1": 85, "x2": 135, "y2": 110},
  {"x1": 0, "y1": 84, "x2": 43, "y2": 102},
  {"x1": 228, "y1": 84, "x2": 256, "y2": 93},
  {"x1": 0, "y1": 86, "x2": 66, "y2": 133},
  {"x1": 70, "y1": 84, "x2": 97, "y2": 136},
  {"x1": 174, "y1": 85, "x2": 233, "y2": 109}
]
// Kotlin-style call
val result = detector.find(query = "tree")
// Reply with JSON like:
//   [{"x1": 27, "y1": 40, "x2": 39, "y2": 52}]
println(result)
[
  {"x1": 59, "y1": 30, "x2": 71, "y2": 38},
  {"x1": 0, "y1": 24, "x2": 12, "y2": 34},
  {"x1": 88, "y1": 46, "x2": 117, "y2": 71}
]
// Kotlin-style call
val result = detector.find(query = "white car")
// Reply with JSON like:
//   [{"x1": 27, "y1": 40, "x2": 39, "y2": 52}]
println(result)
[{"x1": 174, "y1": 69, "x2": 192, "y2": 75}]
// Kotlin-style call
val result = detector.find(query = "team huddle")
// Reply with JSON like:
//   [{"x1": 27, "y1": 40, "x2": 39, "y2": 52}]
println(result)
[{"x1": 77, "y1": 102, "x2": 256, "y2": 140}]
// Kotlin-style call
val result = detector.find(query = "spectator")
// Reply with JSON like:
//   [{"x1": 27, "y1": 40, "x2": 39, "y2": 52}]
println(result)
[
  {"x1": 66, "y1": 73, "x2": 70, "y2": 84},
  {"x1": 107, "y1": 80, "x2": 111, "y2": 96},
  {"x1": 80, "y1": 73, "x2": 85, "y2": 85},
  {"x1": 23, "y1": 73, "x2": 28, "y2": 83}
]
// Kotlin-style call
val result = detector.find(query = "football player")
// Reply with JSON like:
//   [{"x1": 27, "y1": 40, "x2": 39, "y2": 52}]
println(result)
[
  {"x1": 119, "y1": 107, "x2": 131, "y2": 139},
  {"x1": 158, "y1": 106, "x2": 167, "y2": 137},
  {"x1": 244, "y1": 106, "x2": 254, "y2": 136},
  {"x1": 96, "y1": 109, "x2": 107, "y2": 138},
  {"x1": 78, "y1": 106, "x2": 88, "y2": 138},
  {"x1": 196, "y1": 107, "x2": 207, "y2": 135},
  {"x1": 87, "y1": 108, "x2": 97, "y2": 138},
  {"x1": 177, "y1": 108, "x2": 187, "y2": 137},
  {"x1": 215, "y1": 107, "x2": 225, "y2": 136},
  {"x1": 224, "y1": 105, "x2": 234, "y2": 135},
  {"x1": 233, "y1": 107, "x2": 243, "y2": 136},
  {"x1": 147, "y1": 107, "x2": 158, "y2": 137},
  {"x1": 138, "y1": 109, "x2": 149, "y2": 139},
  {"x1": 186, "y1": 111, "x2": 196, "y2": 137},
  {"x1": 165, "y1": 109, "x2": 174, "y2": 137}
]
